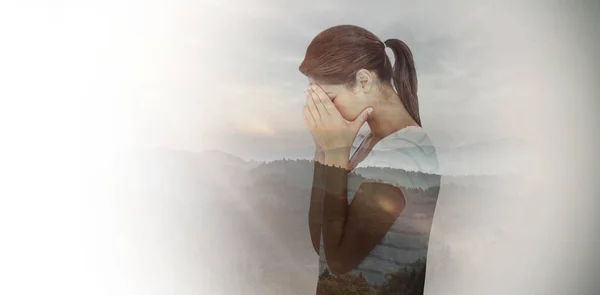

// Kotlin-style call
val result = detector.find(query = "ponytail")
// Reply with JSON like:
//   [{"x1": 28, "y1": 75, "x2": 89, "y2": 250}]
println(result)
[{"x1": 384, "y1": 38, "x2": 421, "y2": 126}]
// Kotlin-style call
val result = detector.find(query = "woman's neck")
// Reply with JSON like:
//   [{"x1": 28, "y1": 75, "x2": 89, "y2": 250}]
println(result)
[{"x1": 366, "y1": 88, "x2": 419, "y2": 140}]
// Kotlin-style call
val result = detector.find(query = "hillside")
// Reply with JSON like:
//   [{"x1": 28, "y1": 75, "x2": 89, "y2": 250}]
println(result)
[{"x1": 123, "y1": 148, "x2": 514, "y2": 294}]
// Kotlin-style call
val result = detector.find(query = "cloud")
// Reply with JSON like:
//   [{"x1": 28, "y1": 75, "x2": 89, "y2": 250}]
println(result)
[{"x1": 145, "y1": 1, "x2": 541, "y2": 175}]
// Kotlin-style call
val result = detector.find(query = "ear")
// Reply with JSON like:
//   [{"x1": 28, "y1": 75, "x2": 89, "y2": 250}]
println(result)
[{"x1": 354, "y1": 69, "x2": 374, "y2": 93}]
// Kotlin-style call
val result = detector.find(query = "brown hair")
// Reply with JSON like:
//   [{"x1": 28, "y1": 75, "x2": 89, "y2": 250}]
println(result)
[{"x1": 299, "y1": 25, "x2": 421, "y2": 126}]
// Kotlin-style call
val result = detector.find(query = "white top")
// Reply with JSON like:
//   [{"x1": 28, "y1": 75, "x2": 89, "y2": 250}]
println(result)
[
  {"x1": 317, "y1": 125, "x2": 442, "y2": 288},
  {"x1": 350, "y1": 125, "x2": 440, "y2": 174}
]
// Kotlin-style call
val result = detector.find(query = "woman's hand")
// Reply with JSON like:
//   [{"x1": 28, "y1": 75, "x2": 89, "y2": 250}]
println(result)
[{"x1": 303, "y1": 84, "x2": 372, "y2": 156}]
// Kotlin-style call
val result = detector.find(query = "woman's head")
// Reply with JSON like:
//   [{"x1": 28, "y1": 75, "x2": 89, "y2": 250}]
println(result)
[{"x1": 299, "y1": 25, "x2": 421, "y2": 126}]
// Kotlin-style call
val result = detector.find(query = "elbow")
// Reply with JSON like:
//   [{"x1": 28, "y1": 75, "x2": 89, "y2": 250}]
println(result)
[
  {"x1": 324, "y1": 249, "x2": 354, "y2": 275},
  {"x1": 326, "y1": 259, "x2": 353, "y2": 275}
]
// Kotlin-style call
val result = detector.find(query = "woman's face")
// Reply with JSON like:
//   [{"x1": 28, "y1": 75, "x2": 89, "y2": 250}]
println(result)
[{"x1": 308, "y1": 77, "x2": 370, "y2": 122}]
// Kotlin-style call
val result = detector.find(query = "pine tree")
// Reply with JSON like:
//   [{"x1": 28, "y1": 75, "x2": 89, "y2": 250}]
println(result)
[{"x1": 378, "y1": 258, "x2": 427, "y2": 295}]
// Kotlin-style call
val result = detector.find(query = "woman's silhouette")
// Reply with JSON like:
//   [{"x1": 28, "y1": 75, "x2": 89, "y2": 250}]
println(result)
[{"x1": 299, "y1": 25, "x2": 441, "y2": 294}]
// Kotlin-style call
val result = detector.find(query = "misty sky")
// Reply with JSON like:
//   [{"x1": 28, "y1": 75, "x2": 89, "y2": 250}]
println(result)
[{"x1": 129, "y1": 0, "x2": 572, "y2": 175}]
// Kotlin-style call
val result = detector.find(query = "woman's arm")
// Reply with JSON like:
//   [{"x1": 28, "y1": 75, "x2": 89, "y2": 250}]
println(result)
[
  {"x1": 302, "y1": 83, "x2": 403, "y2": 267},
  {"x1": 308, "y1": 147, "x2": 326, "y2": 254},
  {"x1": 321, "y1": 150, "x2": 406, "y2": 275}
]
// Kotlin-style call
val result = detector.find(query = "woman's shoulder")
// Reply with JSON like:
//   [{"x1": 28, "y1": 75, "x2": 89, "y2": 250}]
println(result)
[{"x1": 358, "y1": 126, "x2": 440, "y2": 175}]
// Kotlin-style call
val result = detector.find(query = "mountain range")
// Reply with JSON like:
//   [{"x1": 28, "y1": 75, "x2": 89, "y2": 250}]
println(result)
[{"x1": 121, "y1": 147, "x2": 517, "y2": 294}]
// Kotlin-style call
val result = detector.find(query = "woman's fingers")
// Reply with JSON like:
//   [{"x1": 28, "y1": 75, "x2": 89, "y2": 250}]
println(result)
[
  {"x1": 311, "y1": 85, "x2": 339, "y2": 116},
  {"x1": 308, "y1": 86, "x2": 330, "y2": 116},
  {"x1": 306, "y1": 92, "x2": 321, "y2": 124},
  {"x1": 303, "y1": 104, "x2": 315, "y2": 129},
  {"x1": 309, "y1": 88, "x2": 330, "y2": 118}
]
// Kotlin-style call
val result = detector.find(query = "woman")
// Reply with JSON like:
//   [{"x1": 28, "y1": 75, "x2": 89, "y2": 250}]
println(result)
[{"x1": 300, "y1": 25, "x2": 441, "y2": 294}]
